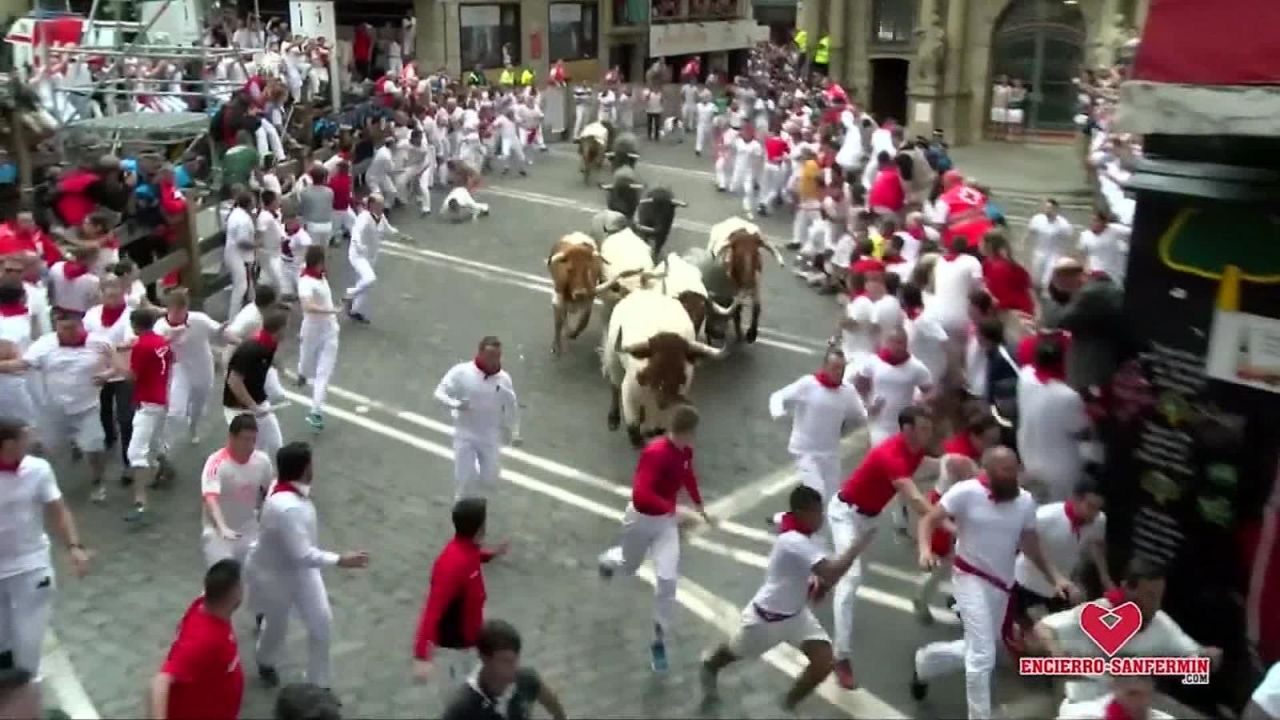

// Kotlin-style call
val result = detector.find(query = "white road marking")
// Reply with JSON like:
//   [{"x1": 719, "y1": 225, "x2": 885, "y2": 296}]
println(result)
[
  {"x1": 283, "y1": 389, "x2": 910, "y2": 718},
  {"x1": 42, "y1": 629, "x2": 100, "y2": 719},
  {"x1": 379, "y1": 243, "x2": 822, "y2": 356},
  {"x1": 701, "y1": 433, "x2": 866, "y2": 519},
  {"x1": 289, "y1": 377, "x2": 951, "y2": 610}
]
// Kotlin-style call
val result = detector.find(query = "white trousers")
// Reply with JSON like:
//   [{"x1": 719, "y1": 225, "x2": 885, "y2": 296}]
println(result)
[
  {"x1": 827, "y1": 496, "x2": 880, "y2": 659},
  {"x1": 250, "y1": 566, "x2": 333, "y2": 687},
  {"x1": 573, "y1": 105, "x2": 589, "y2": 139},
  {"x1": 599, "y1": 504, "x2": 679, "y2": 636},
  {"x1": 201, "y1": 527, "x2": 257, "y2": 568},
  {"x1": 127, "y1": 402, "x2": 168, "y2": 468},
  {"x1": 681, "y1": 104, "x2": 696, "y2": 134},
  {"x1": 740, "y1": 170, "x2": 758, "y2": 213},
  {"x1": 298, "y1": 329, "x2": 339, "y2": 415},
  {"x1": 795, "y1": 452, "x2": 842, "y2": 503},
  {"x1": 453, "y1": 437, "x2": 500, "y2": 501},
  {"x1": 730, "y1": 161, "x2": 751, "y2": 194},
  {"x1": 255, "y1": 123, "x2": 286, "y2": 163},
  {"x1": 914, "y1": 570, "x2": 1009, "y2": 719},
  {"x1": 695, "y1": 122, "x2": 712, "y2": 154},
  {"x1": 500, "y1": 136, "x2": 527, "y2": 171},
  {"x1": 0, "y1": 567, "x2": 54, "y2": 676},
  {"x1": 417, "y1": 167, "x2": 434, "y2": 213},
  {"x1": 793, "y1": 205, "x2": 821, "y2": 251},
  {"x1": 279, "y1": 258, "x2": 299, "y2": 297},
  {"x1": 715, "y1": 152, "x2": 734, "y2": 190},
  {"x1": 226, "y1": 258, "x2": 255, "y2": 321},
  {"x1": 345, "y1": 255, "x2": 377, "y2": 317},
  {"x1": 222, "y1": 408, "x2": 282, "y2": 459},
  {"x1": 762, "y1": 162, "x2": 787, "y2": 206},
  {"x1": 166, "y1": 363, "x2": 213, "y2": 446},
  {"x1": 305, "y1": 221, "x2": 333, "y2": 248}
]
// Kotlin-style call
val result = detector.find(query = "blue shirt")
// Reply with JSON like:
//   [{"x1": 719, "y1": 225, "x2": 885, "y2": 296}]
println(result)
[
  {"x1": 174, "y1": 165, "x2": 192, "y2": 188},
  {"x1": 0, "y1": 163, "x2": 16, "y2": 184}
]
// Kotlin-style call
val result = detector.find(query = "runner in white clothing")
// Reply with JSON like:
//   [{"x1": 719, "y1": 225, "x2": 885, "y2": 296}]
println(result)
[
  {"x1": 296, "y1": 246, "x2": 341, "y2": 430},
  {"x1": 256, "y1": 191, "x2": 287, "y2": 295},
  {"x1": 699, "y1": 485, "x2": 877, "y2": 711},
  {"x1": 857, "y1": 328, "x2": 934, "y2": 445},
  {"x1": 913, "y1": 447, "x2": 1076, "y2": 720},
  {"x1": 1026, "y1": 199, "x2": 1076, "y2": 290},
  {"x1": 432, "y1": 336, "x2": 521, "y2": 501},
  {"x1": 200, "y1": 413, "x2": 274, "y2": 568},
  {"x1": 156, "y1": 289, "x2": 221, "y2": 448},
  {"x1": 344, "y1": 194, "x2": 402, "y2": 323},
  {"x1": 224, "y1": 193, "x2": 260, "y2": 321}
]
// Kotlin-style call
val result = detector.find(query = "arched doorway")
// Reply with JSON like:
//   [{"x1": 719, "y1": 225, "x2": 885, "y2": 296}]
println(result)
[
  {"x1": 870, "y1": 58, "x2": 910, "y2": 125},
  {"x1": 989, "y1": 0, "x2": 1086, "y2": 134}
]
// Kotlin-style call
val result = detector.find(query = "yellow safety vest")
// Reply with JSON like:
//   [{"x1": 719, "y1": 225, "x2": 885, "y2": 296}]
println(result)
[
  {"x1": 814, "y1": 35, "x2": 830, "y2": 64},
  {"x1": 794, "y1": 30, "x2": 808, "y2": 53},
  {"x1": 499, "y1": 68, "x2": 515, "y2": 85},
  {"x1": 519, "y1": 69, "x2": 534, "y2": 86}
]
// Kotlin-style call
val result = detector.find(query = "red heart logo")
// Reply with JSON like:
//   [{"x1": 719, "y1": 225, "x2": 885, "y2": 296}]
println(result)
[{"x1": 1078, "y1": 600, "x2": 1143, "y2": 656}]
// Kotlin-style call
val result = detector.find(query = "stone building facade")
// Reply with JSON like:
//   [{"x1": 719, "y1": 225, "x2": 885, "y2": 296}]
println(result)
[{"x1": 798, "y1": 0, "x2": 1149, "y2": 145}]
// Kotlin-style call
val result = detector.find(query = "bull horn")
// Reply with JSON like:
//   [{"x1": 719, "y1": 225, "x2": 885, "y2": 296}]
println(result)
[
  {"x1": 689, "y1": 339, "x2": 724, "y2": 359},
  {"x1": 593, "y1": 278, "x2": 616, "y2": 294},
  {"x1": 600, "y1": 182, "x2": 614, "y2": 190},
  {"x1": 621, "y1": 341, "x2": 650, "y2": 354},
  {"x1": 627, "y1": 152, "x2": 640, "y2": 159},
  {"x1": 709, "y1": 298, "x2": 737, "y2": 316},
  {"x1": 605, "y1": 151, "x2": 616, "y2": 158},
  {"x1": 593, "y1": 251, "x2": 610, "y2": 264},
  {"x1": 547, "y1": 251, "x2": 567, "y2": 265},
  {"x1": 640, "y1": 269, "x2": 668, "y2": 282},
  {"x1": 671, "y1": 198, "x2": 688, "y2": 208},
  {"x1": 635, "y1": 224, "x2": 656, "y2": 234},
  {"x1": 630, "y1": 183, "x2": 644, "y2": 190},
  {"x1": 637, "y1": 198, "x2": 653, "y2": 206}
]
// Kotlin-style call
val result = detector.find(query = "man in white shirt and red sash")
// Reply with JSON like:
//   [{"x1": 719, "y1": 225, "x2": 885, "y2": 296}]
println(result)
[{"x1": 913, "y1": 446, "x2": 1076, "y2": 719}]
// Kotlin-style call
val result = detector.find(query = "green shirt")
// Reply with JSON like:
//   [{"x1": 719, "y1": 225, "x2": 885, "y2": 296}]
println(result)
[{"x1": 221, "y1": 145, "x2": 258, "y2": 190}]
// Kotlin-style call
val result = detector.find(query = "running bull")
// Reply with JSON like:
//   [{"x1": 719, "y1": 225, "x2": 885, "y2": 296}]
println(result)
[
  {"x1": 633, "y1": 187, "x2": 686, "y2": 260},
  {"x1": 695, "y1": 217, "x2": 786, "y2": 345},
  {"x1": 601, "y1": 165, "x2": 644, "y2": 220},
  {"x1": 575, "y1": 121, "x2": 615, "y2": 185}
]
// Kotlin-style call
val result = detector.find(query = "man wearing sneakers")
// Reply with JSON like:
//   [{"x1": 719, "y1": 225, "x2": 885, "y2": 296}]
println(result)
[
  {"x1": 125, "y1": 307, "x2": 173, "y2": 524},
  {"x1": 199, "y1": 414, "x2": 274, "y2": 568},
  {"x1": 700, "y1": 485, "x2": 875, "y2": 712},
  {"x1": 295, "y1": 246, "x2": 340, "y2": 431},
  {"x1": 598, "y1": 405, "x2": 709, "y2": 672}
]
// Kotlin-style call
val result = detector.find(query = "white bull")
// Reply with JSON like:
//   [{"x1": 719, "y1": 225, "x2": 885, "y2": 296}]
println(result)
[
  {"x1": 657, "y1": 252, "x2": 736, "y2": 339},
  {"x1": 602, "y1": 289, "x2": 721, "y2": 446},
  {"x1": 597, "y1": 227, "x2": 660, "y2": 319}
]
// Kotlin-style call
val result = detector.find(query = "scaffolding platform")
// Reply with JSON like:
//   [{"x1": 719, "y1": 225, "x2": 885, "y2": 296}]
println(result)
[{"x1": 66, "y1": 111, "x2": 208, "y2": 139}]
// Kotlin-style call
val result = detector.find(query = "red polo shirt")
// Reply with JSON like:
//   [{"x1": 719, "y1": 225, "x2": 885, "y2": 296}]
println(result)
[
  {"x1": 631, "y1": 436, "x2": 703, "y2": 516},
  {"x1": 838, "y1": 434, "x2": 927, "y2": 515},
  {"x1": 413, "y1": 536, "x2": 487, "y2": 661},
  {"x1": 982, "y1": 256, "x2": 1035, "y2": 315},
  {"x1": 161, "y1": 597, "x2": 243, "y2": 720},
  {"x1": 130, "y1": 330, "x2": 171, "y2": 406}
]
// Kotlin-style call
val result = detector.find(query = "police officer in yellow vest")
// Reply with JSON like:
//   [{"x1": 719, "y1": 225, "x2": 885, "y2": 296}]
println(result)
[
  {"x1": 499, "y1": 65, "x2": 516, "y2": 87},
  {"x1": 518, "y1": 67, "x2": 534, "y2": 86},
  {"x1": 794, "y1": 29, "x2": 808, "y2": 55},
  {"x1": 467, "y1": 65, "x2": 488, "y2": 86},
  {"x1": 813, "y1": 35, "x2": 831, "y2": 73}
]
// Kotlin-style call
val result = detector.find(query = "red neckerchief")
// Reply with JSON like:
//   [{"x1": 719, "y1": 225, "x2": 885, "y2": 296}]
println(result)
[
  {"x1": 254, "y1": 330, "x2": 279, "y2": 354},
  {"x1": 813, "y1": 371, "x2": 842, "y2": 389},
  {"x1": 100, "y1": 233, "x2": 120, "y2": 250},
  {"x1": 848, "y1": 288, "x2": 867, "y2": 299},
  {"x1": 777, "y1": 512, "x2": 815, "y2": 536},
  {"x1": 61, "y1": 261, "x2": 91, "y2": 280},
  {"x1": 1064, "y1": 500, "x2": 1090, "y2": 538},
  {"x1": 59, "y1": 330, "x2": 89, "y2": 348},
  {"x1": 904, "y1": 306, "x2": 922, "y2": 320},
  {"x1": 0, "y1": 456, "x2": 20, "y2": 473},
  {"x1": 474, "y1": 356, "x2": 500, "y2": 378},
  {"x1": 975, "y1": 473, "x2": 1014, "y2": 503},
  {"x1": 851, "y1": 258, "x2": 885, "y2": 275},
  {"x1": 270, "y1": 481, "x2": 303, "y2": 496},
  {"x1": 943, "y1": 252, "x2": 962, "y2": 262},
  {"x1": 878, "y1": 348, "x2": 910, "y2": 366},
  {"x1": 1033, "y1": 362, "x2": 1067, "y2": 384},
  {"x1": 166, "y1": 310, "x2": 188, "y2": 328},
  {"x1": 1103, "y1": 587, "x2": 1127, "y2": 605},
  {"x1": 0, "y1": 302, "x2": 27, "y2": 317},
  {"x1": 1104, "y1": 699, "x2": 1135, "y2": 720},
  {"x1": 907, "y1": 225, "x2": 925, "y2": 240},
  {"x1": 301, "y1": 266, "x2": 325, "y2": 279},
  {"x1": 100, "y1": 303, "x2": 126, "y2": 327}
]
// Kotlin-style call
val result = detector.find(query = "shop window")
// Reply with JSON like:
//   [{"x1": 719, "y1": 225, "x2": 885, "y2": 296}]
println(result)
[
  {"x1": 872, "y1": 0, "x2": 915, "y2": 43},
  {"x1": 549, "y1": 2, "x2": 598, "y2": 61},
  {"x1": 459, "y1": 3, "x2": 522, "y2": 70}
]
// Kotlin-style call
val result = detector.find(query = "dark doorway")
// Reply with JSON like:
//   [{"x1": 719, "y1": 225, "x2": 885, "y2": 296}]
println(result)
[
  {"x1": 870, "y1": 58, "x2": 909, "y2": 125},
  {"x1": 609, "y1": 42, "x2": 636, "y2": 82},
  {"x1": 989, "y1": 0, "x2": 1086, "y2": 132}
]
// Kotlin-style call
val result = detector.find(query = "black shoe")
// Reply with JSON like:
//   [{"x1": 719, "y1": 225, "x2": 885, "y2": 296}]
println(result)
[
  {"x1": 910, "y1": 668, "x2": 928, "y2": 700},
  {"x1": 259, "y1": 665, "x2": 280, "y2": 688}
]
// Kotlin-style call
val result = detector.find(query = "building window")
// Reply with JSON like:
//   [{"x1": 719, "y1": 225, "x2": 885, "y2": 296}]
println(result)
[
  {"x1": 549, "y1": 2, "x2": 598, "y2": 61},
  {"x1": 689, "y1": 0, "x2": 741, "y2": 20},
  {"x1": 459, "y1": 3, "x2": 521, "y2": 70},
  {"x1": 613, "y1": 0, "x2": 649, "y2": 26},
  {"x1": 651, "y1": 0, "x2": 680, "y2": 22},
  {"x1": 872, "y1": 0, "x2": 915, "y2": 43}
]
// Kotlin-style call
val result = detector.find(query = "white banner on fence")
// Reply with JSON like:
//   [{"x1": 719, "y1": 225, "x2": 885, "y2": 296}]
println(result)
[
  {"x1": 289, "y1": 0, "x2": 337, "y2": 43},
  {"x1": 545, "y1": 85, "x2": 567, "y2": 134},
  {"x1": 649, "y1": 19, "x2": 768, "y2": 57}
]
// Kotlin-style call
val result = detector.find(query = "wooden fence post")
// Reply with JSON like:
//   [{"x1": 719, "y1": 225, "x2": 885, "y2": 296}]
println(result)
[{"x1": 179, "y1": 198, "x2": 204, "y2": 307}]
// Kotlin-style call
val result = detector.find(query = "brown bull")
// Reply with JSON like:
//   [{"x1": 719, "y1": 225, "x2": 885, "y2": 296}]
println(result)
[
  {"x1": 717, "y1": 228, "x2": 785, "y2": 344},
  {"x1": 547, "y1": 234, "x2": 612, "y2": 355},
  {"x1": 616, "y1": 331, "x2": 717, "y2": 445}
]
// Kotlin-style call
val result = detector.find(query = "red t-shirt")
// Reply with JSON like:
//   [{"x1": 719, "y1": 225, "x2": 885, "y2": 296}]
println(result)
[
  {"x1": 982, "y1": 256, "x2": 1035, "y2": 315},
  {"x1": 329, "y1": 173, "x2": 352, "y2": 210},
  {"x1": 130, "y1": 330, "x2": 171, "y2": 406},
  {"x1": 631, "y1": 436, "x2": 703, "y2": 516},
  {"x1": 161, "y1": 597, "x2": 243, "y2": 720},
  {"x1": 942, "y1": 431, "x2": 981, "y2": 460},
  {"x1": 837, "y1": 434, "x2": 928, "y2": 514},
  {"x1": 868, "y1": 167, "x2": 905, "y2": 212}
]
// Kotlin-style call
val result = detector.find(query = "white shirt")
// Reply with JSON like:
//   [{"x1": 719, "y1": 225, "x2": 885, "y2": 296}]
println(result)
[
  {"x1": 1250, "y1": 663, "x2": 1280, "y2": 718},
  {"x1": 0, "y1": 456, "x2": 61, "y2": 578},
  {"x1": 1057, "y1": 695, "x2": 1173, "y2": 720},
  {"x1": 285, "y1": 228, "x2": 314, "y2": 265},
  {"x1": 841, "y1": 295, "x2": 878, "y2": 367},
  {"x1": 23, "y1": 281, "x2": 51, "y2": 336},
  {"x1": 127, "y1": 280, "x2": 147, "y2": 309},
  {"x1": 23, "y1": 333, "x2": 112, "y2": 414},
  {"x1": 941, "y1": 477, "x2": 1037, "y2": 586},
  {"x1": 906, "y1": 311, "x2": 949, "y2": 385},
  {"x1": 433, "y1": 361, "x2": 520, "y2": 444},
  {"x1": 156, "y1": 311, "x2": 221, "y2": 378},
  {"x1": 1016, "y1": 366, "x2": 1089, "y2": 502},
  {"x1": 733, "y1": 137, "x2": 762, "y2": 174},
  {"x1": 695, "y1": 101, "x2": 715, "y2": 127},
  {"x1": 1014, "y1": 502, "x2": 1106, "y2": 597},
  {"x1": 0, "y1": 311, "x2": 35, "y2": 353},
  {"x1": 645, "y1": 89, "x2": 663, "y2": 114},
  {"x1": 249, "y1": 485, "x2": 339, "y2": 574},
  {"x1": 873, "y1": 295, "x2": 904, "y2": 337},
  {"x1": 1028, "y1": 213, "x2": 1075, "y2": 260},
  {"x1": 298, "y1": 274, "x2": 339, "y2": 334},
  {"x1": 769, "y1": 375, "x2": 867, "y2": 455},
  {"x1": 681, "y1": 84, "x2": 698, "y2": 107},
  {"x1": 48, "y1": 263, "x2": 100, "y2": 313},
  {"x1": 859, "y1": 355, "x2": 932, "y2": 442},
  {"x1": 1078, "y1": 223, "x2": 1131, "y2": 285},
  {"x1": 750, "y1": 530, "x2": 827, "y2": 616},
  {"x1": 225, "y1": 207, "x2": 258, "y2": 265},
  {"x1": 350, "y1": 210, "x2": 396, "y2": 263},
  {"x1": 225, "y1": 304, "x2": 263, "y2": 344},
  {"x1": 835, "y1": 109, "x2": 864, "y2": 169},
  {"x1": 83, "y1": 304, "x2": 135, "y2": 382},
  {"x1": 931, "y1": 254, "x2": 985, "y2": 333},
  {"x1": 201, "y1": 447, "x2": 274, "y2": 535},
  {"x1": 256, "y1": 209, "x2": 284, "y2": 259}
]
